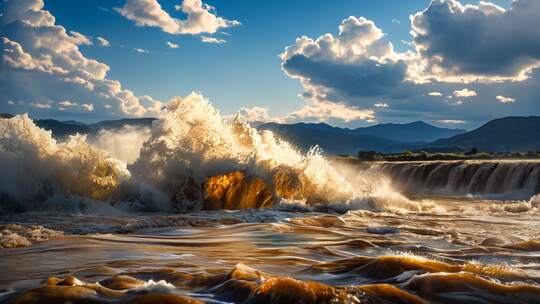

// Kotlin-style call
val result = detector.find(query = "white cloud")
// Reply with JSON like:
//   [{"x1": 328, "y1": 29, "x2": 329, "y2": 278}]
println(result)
[
  {"x1": 63, "y1": 76, "x2": 94, "y2": 90},
  {"x1": 30, "y1": 102, "x2": 51, "y2": 109},
  {"x1": 453, "y1": 89, "x2": 477, "y2": 98},
  {"x1": 496, "y1": 95, "x2": 515, "y2": 104},
  {"x1": 237, "y1": 106, "x2": 272, "y2": 123},
  {"x1": 428, "y1": 91, "x2": 443, "y2": 96},
  {"x1": 238, "y1": 100, "x2": 374, "y2": 124},
  {"x1": 116, "y1": 0, "x2": 240, "y2": 35},
  {"x1": 69, "y1": 31, "x2": 92, "y2": 46},
  {"x1": 410, "y1": 0, "x2": 540, "y2": 82},
  {"x1": 58, "y1": 100, "x2": 77, "y2": 107},
  {"x1": 134, "y1": 48, "x2": 150, "y2": 53},
  {"x1": 96, "y1": 37, "x2": 110, "y2": 47},
  {"x1": 1, "y1": 0, "x2": 163, "y2": 118},
  {"x1": 200, "y1": 36, "x2": 225, "y2": 44},
  {"x1": 81, "y1": 103, "x2": 94, "y2": 112},
  {"x1": 391, "y1": 19, "x2": 400, "y2": 24},
  {"x1": 287, "y1": 100, "x2": 374, "y2": 122},
  {"x1": 7, "y1": 101, "x2": 15, "y2": 105},
  {"x1": 166, "y1": 41, "x2": 179, "y2": 48},
  {"x1": 438, "y1": 119, "x2": 466, "y2": 124},
  {"x1": 374, "y1": 102, "x2": 389, "y2": 108},
  {"x1": 280, "y1": 16, "x2": 407, "y2": 117}
]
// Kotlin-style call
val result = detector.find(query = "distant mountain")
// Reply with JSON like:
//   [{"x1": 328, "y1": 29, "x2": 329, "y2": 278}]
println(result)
[
  {"x1": 256, "y1": 121, "x2": 466, "y2": 154},
  {"x1": 6, "y1": 113, "x2": 539, "y2": 154},
  {"x1": 1, "y1": 115, "x2": 156, "y2": 138},
  {"x1": 258, "y1": 122, "x2": 405, "y2": 154},
  {"x1": 426, "y1": 116, "x2": 540, "y2": 152},
  {"x1": 353, "y1": 121, "x2": 465, "y2": 143},
  {"x1": 35, "y1": 119, "x2": 93, "y2": 138}
]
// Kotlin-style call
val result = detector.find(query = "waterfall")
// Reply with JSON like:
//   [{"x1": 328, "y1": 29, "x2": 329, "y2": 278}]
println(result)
[{"x1": 372, "y1": 161, "x2": 540, "y2": 200}]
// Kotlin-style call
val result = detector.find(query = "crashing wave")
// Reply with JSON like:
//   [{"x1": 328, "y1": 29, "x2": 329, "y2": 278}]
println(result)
[
  {"x1": 0, "y1": 114, "x2": 129, "y2": 212},
  {"x1": 130, "y1": 93, "x2": 418, "y2": 212},
  {"x1": 0, "y1": 94, "x2": 420, "y2": 213}
]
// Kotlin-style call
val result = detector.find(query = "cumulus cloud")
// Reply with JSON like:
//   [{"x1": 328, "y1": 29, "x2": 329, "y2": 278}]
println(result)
[
  {"x1": 410, "y1": 0, "x2": 540, "y2": 82},
  {"x1": 58, "y1": 100, "x2": 77, "y2": 107},
  {"x1": 237, "y1": 106, "x2": 272, "y2": 123},
  {"x1": 496, "y1": 95, "x2": 515, "y2": 103},
  {"x1": 200, "y1": 36, "x2": 225, "y2": 44},
  {"x1": 166, "y1": 41, "x2": 179, "y2": 48},
  {"x1": 374, "y1": 102, "x2": 389, "y2": 108},
  {"x1": 280, "y1": 16, "x2": 410, "y2": 114},
  {"x1": 286, "y1": 100, "x2": 374, "y2": 122},
  {"x1": 280, "y1": 0, "x2": 540, "y2": 126},
  {"x1": 1, "y1": 0, "x2": 163, "y2": 118},
  {"x1": 116, "y1": 0, "x2": 240, "y2": 35},
  {"x1": 96, "y1": 37, "x2": 110, "y2": 47},
  {"x1": 453, "y1": 89, "x2": 477, "y2": 98},
  {"x1": 238, "y1": 100, "x2": 374, "y2": 124},
  {"x1": 81, "y1": 103, "x2": 94, "y2": 111}
]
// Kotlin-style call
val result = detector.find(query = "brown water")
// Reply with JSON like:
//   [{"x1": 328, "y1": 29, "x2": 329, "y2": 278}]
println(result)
[{"x1": 1, "y1": 198, "x2": 539, "y2": 304}]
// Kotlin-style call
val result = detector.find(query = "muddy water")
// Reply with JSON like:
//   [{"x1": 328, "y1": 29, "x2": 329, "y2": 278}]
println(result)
[{"x1": 1, "y1": 198, "x2": 539, "y2": 303}]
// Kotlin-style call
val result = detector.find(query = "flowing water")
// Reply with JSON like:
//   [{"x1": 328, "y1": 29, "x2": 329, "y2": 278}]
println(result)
[
  {"x1": 0, "y1": 94, "x2": 539, "y2": 303},
  {"x1": 373, "y1": 160, "x2": 540, "y2": 200}
]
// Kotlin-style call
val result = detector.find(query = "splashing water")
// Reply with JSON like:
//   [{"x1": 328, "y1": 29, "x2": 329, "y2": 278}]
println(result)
[
  {"x1": 0, "y1": 114, "x2": 129, "y2": 212},
  {"x1": 130, "y1": 93, "x2": 420, "y2": 212},
  {"x1": 0, "y1": 93, "x2": 420, "y2": 213}
]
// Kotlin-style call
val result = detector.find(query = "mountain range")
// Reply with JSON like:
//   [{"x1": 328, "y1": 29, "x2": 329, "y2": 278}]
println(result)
[
  {"x1": 1, "y1": 113, "x2": 539, "y2": 153},
  {"x1": 258, "y1": 121, "x2": 466, "y2": 154},
  {"x1": 427, "y1": 116, "x2": 540, "y2": 153}
]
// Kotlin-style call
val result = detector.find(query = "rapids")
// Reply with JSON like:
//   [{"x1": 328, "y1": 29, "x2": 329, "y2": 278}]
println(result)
[{"x1": 0, "y1": 199, "x2": 539, "y2": 303}]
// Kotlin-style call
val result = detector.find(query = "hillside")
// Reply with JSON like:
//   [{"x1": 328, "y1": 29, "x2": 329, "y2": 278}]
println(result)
[
  {"x1": 353, "y1": 121, "x2": 465, "y2": 143},
  {"x1": 35, "y1": 119, "x2": 93, "y2": 138},
  {"x1": 428, "y1": 116, "x2": 540, "y2": 152}
]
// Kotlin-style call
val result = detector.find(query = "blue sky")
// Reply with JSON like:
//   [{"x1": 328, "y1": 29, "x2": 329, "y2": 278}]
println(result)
[{"x1": 2, "y1": 0, "x2": 538, "y2": 129}]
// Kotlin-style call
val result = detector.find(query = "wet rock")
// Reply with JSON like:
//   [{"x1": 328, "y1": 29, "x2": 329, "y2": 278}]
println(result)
[{"x1": 202, "y1": 171, "x2": 273, "y2": 210}]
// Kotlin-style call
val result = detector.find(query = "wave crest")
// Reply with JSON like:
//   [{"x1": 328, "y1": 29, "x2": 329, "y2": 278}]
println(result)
[{"x1": 0, "y1": 114, "x2": 129, "y2": 212}]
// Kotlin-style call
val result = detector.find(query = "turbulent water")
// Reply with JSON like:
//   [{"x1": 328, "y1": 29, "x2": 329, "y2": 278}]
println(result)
[{"x1": 0, "y1": 93, "x2": 539, "y2": 303}]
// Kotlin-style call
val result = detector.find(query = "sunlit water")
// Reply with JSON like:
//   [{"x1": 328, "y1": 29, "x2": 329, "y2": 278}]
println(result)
[
  {"x1": 1, "y1": 197, "x2": 539, "y2": 304},
  {"x1": 1, "y1": 95, "x2": 539, "y2": 303}
]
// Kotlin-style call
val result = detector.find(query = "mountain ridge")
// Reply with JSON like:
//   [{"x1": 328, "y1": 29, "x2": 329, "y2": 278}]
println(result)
[
  {"x1": 427, "y1": 116, "x2": 540, "y2": 152},
  {"x1": 2, "y1": 113, "x2": 539, "y2": 153}
]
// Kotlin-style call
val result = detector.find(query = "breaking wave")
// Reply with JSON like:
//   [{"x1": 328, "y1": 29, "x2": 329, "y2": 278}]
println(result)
[
  {"x1": 0, "y1": 93, "x2": 418, "y2": 214},
  {"x1": 0, "y1": 114, "x2": 130, "y2": 212}
]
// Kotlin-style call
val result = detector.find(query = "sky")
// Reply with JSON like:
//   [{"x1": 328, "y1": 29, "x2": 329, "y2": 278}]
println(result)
[{"x1": 1, "y1": 0, "x2": 539, "y2": 129}]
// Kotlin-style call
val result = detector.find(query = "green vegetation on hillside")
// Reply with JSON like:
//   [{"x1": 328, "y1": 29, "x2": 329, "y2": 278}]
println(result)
[{"x1": 354, "y1": 149, "x2": 540, "y2": 162}]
